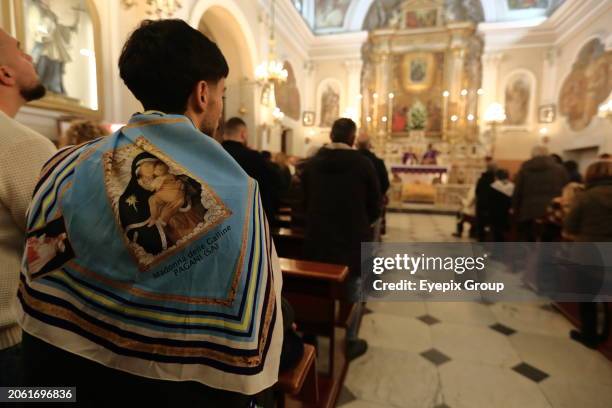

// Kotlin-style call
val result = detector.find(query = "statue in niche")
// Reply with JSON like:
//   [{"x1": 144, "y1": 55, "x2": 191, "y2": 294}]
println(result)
[
  {"x1": 30, "y1": 0, "x2": 83, "y2": 95},
  {"x1": 504, "y1": 76, "x2": 530, "y2": 126},
  {"x1": 319, "y1": 84, "x2": 340, "y2": 128}
]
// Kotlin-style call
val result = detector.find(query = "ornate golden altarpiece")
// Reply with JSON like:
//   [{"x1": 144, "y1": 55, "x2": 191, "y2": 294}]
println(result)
[{"x1": 361, "y1": 0, "x2": 486, "y2": 206}]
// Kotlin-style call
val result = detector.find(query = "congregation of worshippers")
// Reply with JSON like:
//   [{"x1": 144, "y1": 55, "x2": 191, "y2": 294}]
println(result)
[{"x1": 2, "y1": 1, "x2": 612, "y2": 407}]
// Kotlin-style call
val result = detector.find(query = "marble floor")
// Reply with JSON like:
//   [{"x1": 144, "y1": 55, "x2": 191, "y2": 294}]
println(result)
[{"x1": 337, "y1": 213, "x2": 612, "y2": 408}]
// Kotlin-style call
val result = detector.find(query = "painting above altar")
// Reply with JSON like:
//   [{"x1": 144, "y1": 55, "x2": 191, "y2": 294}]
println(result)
[
  {"x1": 401, "y1": 52, "x2": 436, "y2": 93},
  {"x1": 390, "y1": 51, "x2": 445, "y2": 136}
]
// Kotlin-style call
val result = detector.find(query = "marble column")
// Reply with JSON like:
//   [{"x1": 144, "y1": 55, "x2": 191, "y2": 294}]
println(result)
[
  {"x1": 344, "y1": 59, "x2": 363, "y2": 123},
  {"x1": 480, "y1": 52, "x2": 504, "y2": 120},
  {"x1": 303, "y1": 61, "x2": 316, "y2": 113},
  {"x1": 540, "y1": 47, "x2": 557, "y2": 105}
]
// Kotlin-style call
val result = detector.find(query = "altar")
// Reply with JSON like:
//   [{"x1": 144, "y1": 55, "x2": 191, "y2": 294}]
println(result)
[{"x1": 360, "y1": 0, "x2": 486, "y2": 209}]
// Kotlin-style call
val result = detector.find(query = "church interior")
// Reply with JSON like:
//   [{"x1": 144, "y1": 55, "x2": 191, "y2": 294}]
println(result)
[{"x1": 1, "y1": 0, "x2": 612, "y2": 407}]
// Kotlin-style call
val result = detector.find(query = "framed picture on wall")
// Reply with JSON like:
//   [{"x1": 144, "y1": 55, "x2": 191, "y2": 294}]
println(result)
[
  {"x1": 538, "y1": 104, "x2": 556, "y2": 123},
  {"x1": 14, "y1": 0, "x2": 104, "y2": 118},
  {"x1": 302, "y1": 111, "x2": 315, "y2": 127}
]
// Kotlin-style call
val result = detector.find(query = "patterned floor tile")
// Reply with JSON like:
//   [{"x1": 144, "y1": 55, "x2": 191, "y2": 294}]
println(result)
[
  {"x1": 512, "y1": 362, "x2": 550, "y2": 383},
  {"x1": 421, "y1": 348, "x2": 451, "y2": 366}
]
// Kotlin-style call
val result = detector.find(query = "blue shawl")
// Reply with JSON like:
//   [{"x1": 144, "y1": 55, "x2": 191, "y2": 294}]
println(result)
[{"x1": 18, "y1": 112, "x2": 283, "y2": 394}]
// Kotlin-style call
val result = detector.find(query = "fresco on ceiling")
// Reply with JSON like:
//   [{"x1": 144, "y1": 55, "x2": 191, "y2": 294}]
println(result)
[
  {"x1": 275, "y1": 62, "x2": 301, "y2": 122},
  {"x1": 559, "y1": 38, "x2": 612, "y2": 132},
  {"x1": 315, "y1": 0, "x2": 351, "y2": 29},
  {"x1": 507, "y1": 0, "x2": 548, "y2": 10}
]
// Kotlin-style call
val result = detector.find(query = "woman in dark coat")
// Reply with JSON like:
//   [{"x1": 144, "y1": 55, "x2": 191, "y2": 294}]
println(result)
[{"x1": 564, "y1": 160, "x2": 612, "y2": 348}]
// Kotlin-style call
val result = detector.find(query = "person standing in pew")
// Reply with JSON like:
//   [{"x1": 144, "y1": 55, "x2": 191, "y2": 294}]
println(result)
[
  {"x1": 357, "y1": 134, "x2": 389, "y2": 241},
  {"x1": 301, "y1": 118, "x2": 381, "y2": 361},
  {"x1": 0, "y1": 28, "x2": 57, "y2": 387},
  {"x1": 222, "y1": 117, "x2": 278, "y2": 222}
]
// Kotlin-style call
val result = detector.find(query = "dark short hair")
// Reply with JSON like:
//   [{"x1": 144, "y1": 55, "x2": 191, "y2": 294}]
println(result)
[
  {"x1": 261, "y1": 151, "x2": 272, "y2": 160},
  {"x1": 224, "y1": 117, "x2": 246, "y2": 135},
  {"x1": 330, "y1": 118, "x2": 357, "y2": 144},
  {"x1": 119, "y1": 19, "x2": 228, "y2": 114},
  {"x1": 586, "y1": 161, "x2": 612, "y2": 185}
]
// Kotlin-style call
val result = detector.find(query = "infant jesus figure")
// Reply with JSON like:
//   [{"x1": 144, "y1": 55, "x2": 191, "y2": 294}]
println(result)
[{"x1": 146, "y1": 162, "x2": 187, "y2": 227}]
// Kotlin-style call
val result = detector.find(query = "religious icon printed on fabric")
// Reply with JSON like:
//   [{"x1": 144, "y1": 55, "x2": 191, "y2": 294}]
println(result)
[
  {"x1": 25, "y1": 216, "x2": 75, "y2": 279},
  {"x1": 104, "y1": 140, "x2": 231, "y2": 271}
]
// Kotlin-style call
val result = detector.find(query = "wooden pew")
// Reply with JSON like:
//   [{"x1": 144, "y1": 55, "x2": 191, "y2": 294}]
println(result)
[
  {"x1": 278, "y1": 206, "x2": 292, "y2": 215},
  {"x1": 275, "y1": 214, "x2": 293, "y2": 228},
  {"x1": 273, "y1": 228, "x2": 305, "y2": 260},
  {"x1": 279, "y1": 257, "x2": 351, "y2": 408},
  {"x1": 274, "y1": 230, "x2": 362, "y2": 330},
  {"x1": 276, "y1": 344, "x2": 318, "y2": 408}
]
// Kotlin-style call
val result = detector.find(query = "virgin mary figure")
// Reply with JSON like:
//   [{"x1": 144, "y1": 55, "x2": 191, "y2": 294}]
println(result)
[{"x1": 118, "y1": 152, "x2": 165, "y2": 255}]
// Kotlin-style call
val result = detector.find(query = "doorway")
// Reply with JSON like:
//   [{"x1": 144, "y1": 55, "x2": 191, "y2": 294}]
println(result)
[{"x1": 281, "y1": 128, "x2": 293, "y2": 154}]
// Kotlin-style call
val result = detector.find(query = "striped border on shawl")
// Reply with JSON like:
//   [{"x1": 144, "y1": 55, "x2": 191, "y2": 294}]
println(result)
[
  {"x1": 26, "y1": 183, "x2": 268, "y2": 336},
  {"x1": 18, "y1": 184, "x2": 277, "y2": 372}
]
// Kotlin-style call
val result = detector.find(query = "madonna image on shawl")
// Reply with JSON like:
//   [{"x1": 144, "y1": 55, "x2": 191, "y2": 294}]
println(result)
[
  {"x1": 118, "y1": 151, "x2": 208, "y2": 256},
  {"x1": 101, "y1": 140, "x2": 235, "y2": 272}
]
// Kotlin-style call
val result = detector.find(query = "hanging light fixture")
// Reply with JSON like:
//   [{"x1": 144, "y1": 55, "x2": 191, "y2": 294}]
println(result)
[
  {"x1": 255, "y1": 0, "x2": 288, "y2": 84},
  {"x1": 121, "y1": 0, "x2": 183, "y2": 18}
]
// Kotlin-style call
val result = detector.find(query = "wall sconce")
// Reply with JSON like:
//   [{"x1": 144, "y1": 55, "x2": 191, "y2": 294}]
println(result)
[
  {"x1": 272, "y1": 107, "x2": 284, "y2": 122},
  {"x1": 598, "y1": 98, "x2": 612, "y2": 121}
]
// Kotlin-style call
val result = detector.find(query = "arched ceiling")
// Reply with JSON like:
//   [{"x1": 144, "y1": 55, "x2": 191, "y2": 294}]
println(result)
[{"x1": 291, "y1": 0, "x2": 566, "y2": 34}]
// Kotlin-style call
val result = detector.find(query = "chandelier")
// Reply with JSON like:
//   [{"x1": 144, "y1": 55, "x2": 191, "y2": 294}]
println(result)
[
  {"x1": 255, "y1": 0, "x2": 288, "y2": 83},
  {"x1": 121, "y1": 0, "x2": 182, "y2": 18}
]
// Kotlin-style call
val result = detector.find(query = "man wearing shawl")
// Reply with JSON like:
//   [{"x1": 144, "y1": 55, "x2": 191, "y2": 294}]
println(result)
[{"x1": 17, "y1": 20, "x2": 283, "y2": 407}]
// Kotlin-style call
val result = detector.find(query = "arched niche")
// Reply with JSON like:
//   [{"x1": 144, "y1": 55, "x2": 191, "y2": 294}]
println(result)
[
  {"x1": 14, "y1": 0, "x2": 104, "y2": 118},
  {"x1": 501, "y1": 69, "x2": 537, "y2": 129},
  {"x1": 316, "y1": 78, "x2": 343, "y2": 128}
]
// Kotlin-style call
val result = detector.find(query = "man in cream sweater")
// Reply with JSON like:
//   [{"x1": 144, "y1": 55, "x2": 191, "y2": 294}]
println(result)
[{"x1": 0, "y1": 28, "x2": 56, "y2": 385}]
